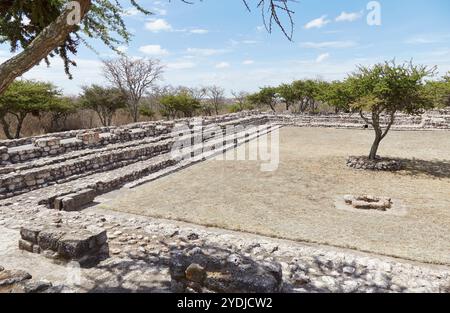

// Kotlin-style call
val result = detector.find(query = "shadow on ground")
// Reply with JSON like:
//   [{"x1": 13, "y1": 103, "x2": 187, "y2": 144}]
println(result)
[
  {"x1": 80, "y1": 257, "x2": 171, "y2": 293},
  {"x1": 400, "y1": 158, "x2": 450, "y2": 179}
]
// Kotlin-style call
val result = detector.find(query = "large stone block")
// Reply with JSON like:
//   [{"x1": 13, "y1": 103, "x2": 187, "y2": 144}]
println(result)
[
  {"x1": 57, "y1": 230, "x2": 98, "y2": 259},
  {"x1": 76, "y1": 132, "x2": 100, "y2": 145},
  {"x1": 19, "y1": 223, "x2": 108, "y2": 263},
  {"x1": 0, "y1": 270, "x2": 32, "y2": 287},
  {"x1": 20, "y1": 225, "x2": 42, "y2": 244},
  {"x1": 34, "y1": 137, "x2": 60, "y2": 148},
  {"x1": 37, "y1": 228, "x2": 66, "y2": 251},
  {"x1": 54, "y1": 188, "x2": 96, "y2": 211},
  {"x1": 18, "y1": 239, "x2": 34, "y2": 252}
]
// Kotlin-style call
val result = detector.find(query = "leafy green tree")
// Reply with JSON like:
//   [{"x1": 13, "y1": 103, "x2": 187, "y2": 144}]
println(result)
[
  {"x1": 425, "y1": 73, "x2": 450, "y2": 108},
  {"x1": 159, "y1": 92, "x2": 201, "y2": 119},
  {"x1": 277, "y1": 83, "x2": 297, "y2": 111},
  {"x1": 247, "y1": 87, "x2": 278, "y2": 112},
  {"x1": 444, "y1": 72, "x2": 450, "y2": 83},
  {"x1": 291, "y1": 79, "x2": 324, "y2": 113},
  {"x1": 0, "y1": 80, "x2": 60, "y2": 138},
  {"x1": 319, "y1": 80, "x2": 355, "y2": 113},
  {"x1": 139, "y1": 106, "x2": 156, "y2": 120},
  {"x1": 0, "y1": 1, "x2": 294, "y2": 95},
  {"x1": 80, "y1": 85, "x2": 126, "y2": 126},
  {"x1": 44, "y1": 96, "x2": 78, "y2": 132},
  {"x1": 347, "y1": 61, "x2": 435, "y2": 160}
]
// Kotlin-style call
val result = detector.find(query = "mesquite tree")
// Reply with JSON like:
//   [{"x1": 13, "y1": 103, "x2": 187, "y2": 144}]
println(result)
[
  {"x1": 0, "y1": 0, "x2": 294, "y2": 95},
  {"x1": 0, "y1": 80, "x2": 61, "y2": 138},
  {"x1": 248, "y1": 87, "x2": 278, "y2": 112},
  {"x1": 347, "y1": 61, "x2": 434, "y2": 160},
  {"x1": 277, "y1": 83, "x2": 297, "y2": 111},
  {"x1": 80, "y1": 85, "x2": 126, "y2": 126}
]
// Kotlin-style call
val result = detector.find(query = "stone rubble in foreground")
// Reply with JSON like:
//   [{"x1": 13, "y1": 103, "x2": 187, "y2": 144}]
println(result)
[{"x1": 0, "y1": 110, "x2": 449, "y2": 293}]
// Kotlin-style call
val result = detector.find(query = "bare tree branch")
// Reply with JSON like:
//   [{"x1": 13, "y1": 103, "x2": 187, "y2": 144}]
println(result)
[{"x1": 103, "y1": 57, "x2": 164, "y2": 122}]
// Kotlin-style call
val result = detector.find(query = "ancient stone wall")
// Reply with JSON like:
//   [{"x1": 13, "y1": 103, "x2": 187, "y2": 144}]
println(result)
[
  {"x1": 0, "y1": 111, "x2": 272, "y2": 202},
  {"x1": 270, "y1": 108, "x2": 450, "y2": 130},
  {"x1": 1, "y1": 109, "x2": 449, "y2": 200}
]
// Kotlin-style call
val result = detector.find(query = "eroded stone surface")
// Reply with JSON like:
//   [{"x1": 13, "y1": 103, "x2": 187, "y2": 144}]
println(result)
[
  {"x1": 19, "y1": 223, "x2": 108, "y2": 263},
  {"x1": 170, "y1": 246, "x2": 283, "y2": 293}
]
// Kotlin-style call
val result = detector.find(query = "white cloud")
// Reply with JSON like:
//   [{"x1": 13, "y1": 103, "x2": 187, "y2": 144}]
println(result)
[
  {"x1": 139, "y1": 45, "x2": 169, "y2": 56},
  {"x1": 145, "y1": 19, "x2": 172, "y2": 32},
  {"x1": 304, "y1": 15, "x2": 330, "y2": 29},
  {"x1": 153, "y1": 8, "x2": 167, "y2": 16},
  {"x1": 300, "y1": 41, "x2": 358, "y2": 49},
  {"x1": 215, "y1": 62, "x2": 230, "y2": 69},
  {"x1": 242, "y1": 40, "x2": 258, "y2": 44},
  {"x1": 243, "y1": 60, "x2": 255, "y2": 65},
  {"x1": 405, "y1": 34, "x2": 450, "y2": 45},
  {"x1": 405, "y1": 37, "x2": 439, "y2": 45},
  {"x1": 256, "y1": 25, "x2": 265, "y2": 32},
  {"x1": 186, "y1": 48, "x2": 227, "y2": 56},
  {"x1": 167, "y1": 62, "x2": 196, "y2": 70},
  {"x1": 190, "y1": 29, "x2": 209, "y2": 34},
  {"x1": 316, "y1": 53, "x2": 330, "y2": 63},
  {"x1": 335, "y1": 11, "x2": 363, "y2": 22}
]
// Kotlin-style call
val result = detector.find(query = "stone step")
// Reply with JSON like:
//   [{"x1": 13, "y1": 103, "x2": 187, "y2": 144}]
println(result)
[
  {"x1": 0, "y1": 117, "x2": 273, "y2": 199},
  {"x1": 0, "y1": 112, "x2": 266, "y2": 166},
  {"x1": 125, "y1": 124, "x2": 280, "y2": 188},
  {"x1": 0, "y1": 139, "x2": 175, "y2": 197},
  {"x1": 33, "y1": 123, "x2": 279, "y2": 210}
]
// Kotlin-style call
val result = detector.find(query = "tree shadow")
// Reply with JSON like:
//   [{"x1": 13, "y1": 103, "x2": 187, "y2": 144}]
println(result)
[
  {"x1": 78, "y1": 257, "x2": 172, "y2": 293},
  {"x1": 399, "y1": 158, "x2": 450, "y2": 179}
]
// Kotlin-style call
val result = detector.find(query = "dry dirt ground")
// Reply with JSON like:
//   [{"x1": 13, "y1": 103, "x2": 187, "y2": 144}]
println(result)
[{"x1": 94, "y1": 127, "x2": 450, "y2": 265}]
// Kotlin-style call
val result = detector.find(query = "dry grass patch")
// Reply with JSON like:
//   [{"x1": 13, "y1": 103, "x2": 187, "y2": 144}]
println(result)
[{"x1": 96, "y1": 127, "x2": 450, "y2": 265}]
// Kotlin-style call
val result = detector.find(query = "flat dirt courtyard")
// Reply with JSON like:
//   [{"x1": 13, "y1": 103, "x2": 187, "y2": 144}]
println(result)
[{"x1": 95, "y1": 127, "x2": 450, "y2": 265}]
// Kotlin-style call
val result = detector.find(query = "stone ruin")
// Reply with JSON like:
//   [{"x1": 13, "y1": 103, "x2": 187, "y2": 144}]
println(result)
[
  {"x1": 343, "y1": 195, "x2": 392, "y2": 211},
  {"x1": 1, "y1": 110, "x2": 450, "y2": 293}
]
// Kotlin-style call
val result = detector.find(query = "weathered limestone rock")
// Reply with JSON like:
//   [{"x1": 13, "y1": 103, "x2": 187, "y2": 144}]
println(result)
[
  {"x1": 54, "y1": 188, "x2": 96, "y2": 211},
  {"x1": 346, "y1": 156, "x2": 402, "y2": 171},
  {"x1": 19, "y1": 224, "x2": 108, "y2": 263},
  {"x1": 170, "y1": 246, "x2": 283, "y2": 293},
  {"x1": 0, "y1": 266, "x2": 59, "y2": 293},
  {"x1": 77, "y1": 132, "x2": 100, "y2": 145},
  {"x1": 34, "y1": 137, "x2": 61, "y2": 148},
  {"x1": 0, "y1": 270, "x2": 32, "y2": 287},
  {"x1": 0, "y1": 146, "x2": 8, "y2": 164}
]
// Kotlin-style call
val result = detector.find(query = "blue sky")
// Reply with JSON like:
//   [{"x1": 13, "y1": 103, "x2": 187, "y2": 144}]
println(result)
[{"x1": 1, "y1": 0, "x2": 449, "y2": 96}]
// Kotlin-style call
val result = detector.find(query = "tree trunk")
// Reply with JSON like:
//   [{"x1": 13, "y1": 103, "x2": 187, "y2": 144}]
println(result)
[
  {"x1": 0, "y1": 0, "x2": 92, "y2": 95},
  {"x1": 0, "y1": 115, "x2": 13, "y2": 139},
  {"x1": 14, "y1": 113, "x2": 27, "y2": 139},
  {"x1": 369, "y1": 132, "x2": 382, "y2": 160},
  {"x1": 269, "y1": 102, "x2": 276, "y2": 112}
]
